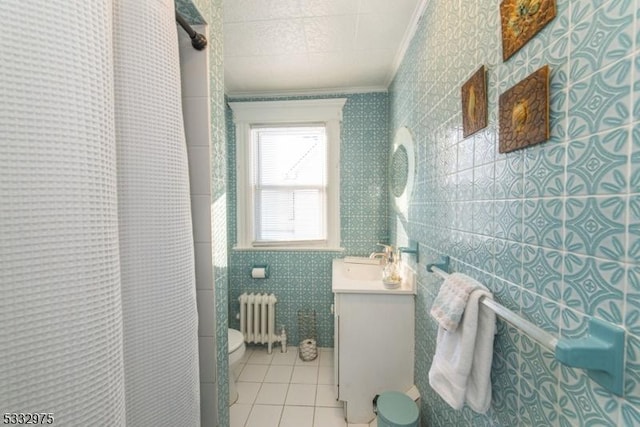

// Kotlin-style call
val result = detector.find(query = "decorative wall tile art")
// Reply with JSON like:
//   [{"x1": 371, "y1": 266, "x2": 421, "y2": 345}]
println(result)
[
  {"x1": 500, "y1": 0, "x2": 556, "y2": 61},
  {"x1": 499, "y1": 65, "x2": 550, "y2": 153},
  {"x1": 461, "y1": 65, "x2": 488, "y2": 138}
]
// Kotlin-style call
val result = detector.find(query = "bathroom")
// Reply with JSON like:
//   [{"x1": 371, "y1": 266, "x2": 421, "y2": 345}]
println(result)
[{"x1": 2, "y1": 0, "x2": 639, "y2": 426}]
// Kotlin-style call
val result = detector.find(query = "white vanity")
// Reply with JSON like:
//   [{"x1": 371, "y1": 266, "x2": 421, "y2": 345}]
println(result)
[{"x1": 331, "y1": 258, "x2": 416, "y2": 424}]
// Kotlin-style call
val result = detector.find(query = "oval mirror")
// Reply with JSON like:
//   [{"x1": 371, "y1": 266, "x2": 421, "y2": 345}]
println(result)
[{"x1": 391, "y1": 127, "x2": 415, "y2": 217}]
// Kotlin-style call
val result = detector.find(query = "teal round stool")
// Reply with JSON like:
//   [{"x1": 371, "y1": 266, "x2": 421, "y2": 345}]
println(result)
[{"x1": 375, "y1": 391, "x2": 419, "y2": 427}]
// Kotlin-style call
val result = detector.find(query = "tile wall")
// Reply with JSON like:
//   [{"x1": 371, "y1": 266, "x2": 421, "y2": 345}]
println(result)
[
  {"x1": 226, "y1": 93, "x2": 390, "y2": 347},
  {"x1": 389, "y1": 0, "x2": 640, "y2": 425},
  {"x1": 179, "y1": 21, "x2": 218, "y2": 427},
  {"x1": 181, "y1": 0, "x2": 229, "y2": 425}
]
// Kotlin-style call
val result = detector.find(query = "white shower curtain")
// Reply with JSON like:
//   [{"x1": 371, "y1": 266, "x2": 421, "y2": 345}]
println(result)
[
  {"x1": 0, "y1": 0, "x2": 201, "y2": 426},
  {"x1": 113, "y1": 0, "x2": 200, "y2": 425}
]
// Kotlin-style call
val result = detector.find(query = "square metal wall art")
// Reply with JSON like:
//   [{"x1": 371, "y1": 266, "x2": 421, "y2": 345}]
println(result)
[
  {"x1": 500, "y1": 0, "x2": 556, "y2": 61},
  {"x1": 498, "y1": 65, "x2": 550, "y2": 153},
  {"x1": 461, "y1": 65, "x2": 488, "y2": 138}
]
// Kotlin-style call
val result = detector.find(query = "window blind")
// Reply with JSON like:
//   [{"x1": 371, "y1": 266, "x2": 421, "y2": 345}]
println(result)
[{"x1": 252, "y1": 126, "x2": 327, "y2": 243}]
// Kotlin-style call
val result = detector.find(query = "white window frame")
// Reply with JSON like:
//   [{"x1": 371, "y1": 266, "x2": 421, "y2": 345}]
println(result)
[{"x1": 229, "y1": 98, "x2": 346, "y2": 250}]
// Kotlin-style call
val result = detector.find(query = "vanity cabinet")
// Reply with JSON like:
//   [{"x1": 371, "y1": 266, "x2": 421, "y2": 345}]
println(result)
[{"x1": 333, "y1": 291, "x2": 415, "y2": 424}]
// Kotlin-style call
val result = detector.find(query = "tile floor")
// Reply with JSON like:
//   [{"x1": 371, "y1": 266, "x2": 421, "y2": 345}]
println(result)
[{"x1": 230, "y1": 345, "x2": 377, "y2": 427}]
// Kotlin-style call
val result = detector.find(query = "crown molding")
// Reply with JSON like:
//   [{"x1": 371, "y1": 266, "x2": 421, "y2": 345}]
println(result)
[
  {"x1": 384, "y1": 0, "x2": 429, "y2": 88},
  {"x1": 225, "y1": 85, "x2": 388, "y2": 100}
]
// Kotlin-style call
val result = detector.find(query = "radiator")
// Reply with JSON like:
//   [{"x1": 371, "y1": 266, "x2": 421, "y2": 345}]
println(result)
[{"x1": 238, "y1": 293, "x2": 283, "y2": 354}]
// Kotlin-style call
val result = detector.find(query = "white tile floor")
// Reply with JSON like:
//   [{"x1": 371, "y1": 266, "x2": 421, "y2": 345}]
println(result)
[{"x1": 230, "y1": 346, "x2": 377, "y2": 427}]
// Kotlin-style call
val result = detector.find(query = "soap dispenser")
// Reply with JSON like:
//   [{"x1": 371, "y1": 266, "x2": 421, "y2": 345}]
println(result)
[{"x1": 382, "y1": 247, "x2": 402, "y2": 289}]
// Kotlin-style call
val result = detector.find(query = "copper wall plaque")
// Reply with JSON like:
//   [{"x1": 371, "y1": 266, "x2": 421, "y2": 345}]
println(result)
[
  {"x1": 500, "y1": 0, "x2": 556, "y2": 61},
  {"x1": 499, "y1": 65, "x2": 550, "y2": 153},
  {"x1": 461, "y1": 66, "x2": 488, "y2": 138}
]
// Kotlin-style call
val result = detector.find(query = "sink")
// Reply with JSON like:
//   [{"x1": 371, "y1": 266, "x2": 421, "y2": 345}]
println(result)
[
  {"x1": 332, "y1": 257, "x2": 416, "y2": 294},
  {"x1": 339, "y1": 260, "x2": 382, "y2": 281}
]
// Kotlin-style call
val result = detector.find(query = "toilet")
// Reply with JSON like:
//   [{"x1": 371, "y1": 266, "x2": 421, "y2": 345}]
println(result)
[{"x1": 228, "y1": 328, "x2": 246, "y2": 405}]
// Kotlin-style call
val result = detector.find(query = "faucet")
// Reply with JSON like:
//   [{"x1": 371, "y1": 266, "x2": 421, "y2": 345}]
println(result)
[
  {"x1": 369, "y1": 252, "x2": 387, "y2": 262},
  {"x1": 370, "y1": 243, "x2": 395, "y2": 264}
]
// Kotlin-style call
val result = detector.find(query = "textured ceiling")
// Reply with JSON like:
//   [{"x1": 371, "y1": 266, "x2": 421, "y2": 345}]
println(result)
[{"x1": 223, "y1": 0, "x2": 425, "y2": 97}]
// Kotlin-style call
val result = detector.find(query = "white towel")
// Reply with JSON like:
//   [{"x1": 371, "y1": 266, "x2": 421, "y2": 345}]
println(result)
[
  {"x1": 431, "y1": 272, "x2": 485, "y2": 331},
  {"x1": 428, "y1": 285, "x2": 496, "y2": 413}
]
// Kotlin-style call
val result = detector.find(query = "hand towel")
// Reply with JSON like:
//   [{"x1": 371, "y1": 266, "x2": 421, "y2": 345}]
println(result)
[
  {"x1": 428, "y1": 284, "x2": 496, "y2": 413},
  {"x1": 430, "y1": 272, "x2": 485, "y2": 331}
]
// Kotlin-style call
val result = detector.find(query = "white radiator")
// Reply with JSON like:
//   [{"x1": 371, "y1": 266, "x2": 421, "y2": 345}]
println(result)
[{"x1": 238, "y1": 293, "x2": 283, "y2": 354}]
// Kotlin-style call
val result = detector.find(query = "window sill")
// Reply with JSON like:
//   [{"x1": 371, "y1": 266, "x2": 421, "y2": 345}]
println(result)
[{"x1": 232, "y1": 245, "x2": 345, "y2": 252}]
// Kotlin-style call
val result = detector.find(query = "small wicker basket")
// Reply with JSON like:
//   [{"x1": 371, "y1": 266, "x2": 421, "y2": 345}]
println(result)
[{"x1": 297, "y1": 309, "x2": 318, "y2": 361}]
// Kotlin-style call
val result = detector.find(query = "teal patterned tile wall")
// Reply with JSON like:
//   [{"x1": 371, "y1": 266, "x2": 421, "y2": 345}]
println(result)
[
  {"x1": 226, "y1": 93, "x2": 390, "y2": 347},
  {"x1": 186, "y1": 0, "x2": 229, "y2": 425},
  {"x1": 175, "y1": 0, "x2": 206, "y2": 24},
  {"x1": 389, "y1": 0, "x2": 639, "y2": 425}
]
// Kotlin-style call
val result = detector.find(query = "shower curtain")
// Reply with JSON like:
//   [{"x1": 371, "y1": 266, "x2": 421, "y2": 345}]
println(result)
[{"x1": 0, "y1": 0, "x2": 200, "y2": 426}]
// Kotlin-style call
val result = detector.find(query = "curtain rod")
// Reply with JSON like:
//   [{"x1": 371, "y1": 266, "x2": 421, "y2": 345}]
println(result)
[{"x1": 175, "y1": 11, "x2": 207, "y2": 50}]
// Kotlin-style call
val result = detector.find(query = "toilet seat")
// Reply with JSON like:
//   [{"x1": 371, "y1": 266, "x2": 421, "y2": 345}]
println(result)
[{"x1": 228, "y1": 328, "x2": 244, "y2": 354}]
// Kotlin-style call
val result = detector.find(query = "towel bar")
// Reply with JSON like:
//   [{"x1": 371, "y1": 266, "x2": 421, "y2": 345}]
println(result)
[
  {"x1": 399, "y1": 240, "x2": 419, "y2": 259},
  {"x1": 428, "y1": 264, "x2": 625, "y2": 396}
]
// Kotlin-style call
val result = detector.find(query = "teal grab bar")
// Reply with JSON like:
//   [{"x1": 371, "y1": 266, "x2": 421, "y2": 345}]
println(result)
[
  {"x1": 428, "y1": 261, "x2": 625, "y2": 396},
  {"x1": 399, "y1": 240, "x2": 419, "y2": 259},
  {"x1": 426, "y1": 255, "x2": 449, "y2": 273},
  {"x1": 555, "y1": 318, "x2": 625, "y2": 396}
]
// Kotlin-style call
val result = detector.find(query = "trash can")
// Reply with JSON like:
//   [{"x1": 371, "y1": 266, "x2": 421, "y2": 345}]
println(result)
[{"x1": 375, "y1": 391, "x2": 419, "y2": 427}]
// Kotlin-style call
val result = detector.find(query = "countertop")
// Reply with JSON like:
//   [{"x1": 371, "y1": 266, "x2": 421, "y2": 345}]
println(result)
[{"x1": 331, "y1": 258, "x2": 416, "y2": 295}]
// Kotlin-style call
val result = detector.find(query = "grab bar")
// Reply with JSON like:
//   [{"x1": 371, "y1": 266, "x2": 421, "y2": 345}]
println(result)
[
  {"x1": 431, "y1": 266, "x2": 560, "y2": 349},
  {"x1": 427, "y1": 256, "x2": 625, "y2": 396}
]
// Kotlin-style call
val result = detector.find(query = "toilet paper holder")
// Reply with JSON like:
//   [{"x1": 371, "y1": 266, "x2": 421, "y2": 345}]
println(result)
[{"x1": 250, "y1": 264, "x2": 269, "y2": 279}]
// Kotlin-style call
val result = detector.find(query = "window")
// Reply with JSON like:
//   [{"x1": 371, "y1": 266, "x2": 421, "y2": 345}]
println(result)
[
  {"x1": 229, "y1": 99, "x2": 346, "y2": 250},
  {"x1": 253, "y1": 126, "x2": 326, "y2": 243}
]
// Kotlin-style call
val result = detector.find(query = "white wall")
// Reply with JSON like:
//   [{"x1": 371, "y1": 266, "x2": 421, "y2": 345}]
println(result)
[{"x1": 178, "y1": 24, "x2": 218, "y2": 427}]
